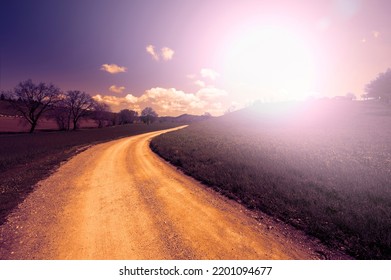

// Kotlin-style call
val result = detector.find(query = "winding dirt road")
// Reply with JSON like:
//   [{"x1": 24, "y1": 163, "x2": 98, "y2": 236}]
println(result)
[{"x1": 0, "y1": 127, "x2": 342, "y2": 259}]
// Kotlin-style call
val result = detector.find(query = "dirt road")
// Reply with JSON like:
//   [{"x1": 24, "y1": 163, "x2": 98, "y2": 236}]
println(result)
[{"x1": 0, "y1": 127, "x2": 343, "y2": 259}]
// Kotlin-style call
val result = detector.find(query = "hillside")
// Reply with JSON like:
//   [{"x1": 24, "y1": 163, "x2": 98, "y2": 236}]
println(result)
[
  {"x1": 159, "y1": 114, "x2": 213, "y2": 123},
  {"x1": 150, "y1": 100, "x2": 391, "y2": 259}
]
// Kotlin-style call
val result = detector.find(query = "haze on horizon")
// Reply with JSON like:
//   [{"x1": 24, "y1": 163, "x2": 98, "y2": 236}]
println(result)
[{"x1": 1, "y1": 0, "x2": 390, "y2": 116}]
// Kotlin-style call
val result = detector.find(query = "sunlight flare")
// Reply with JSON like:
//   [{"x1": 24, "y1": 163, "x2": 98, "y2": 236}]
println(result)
[{"x1": 223, "y1": 24, "x2": 315, "y2": 101}]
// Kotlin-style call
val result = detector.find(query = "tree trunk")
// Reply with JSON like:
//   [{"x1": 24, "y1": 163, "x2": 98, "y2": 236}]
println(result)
[
  {"x1": 73, "y1": 120, "x2": 78, "y2": 130},
  {"x1": 29, "y1": 122, "x2": 37, "y2": 133}
]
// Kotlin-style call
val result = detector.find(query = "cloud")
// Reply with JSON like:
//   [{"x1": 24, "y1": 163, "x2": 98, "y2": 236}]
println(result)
[
  {"x1": 140, "y1": 87, "x2": 227, "y2": 115},
  {"x1": 194, "y1": 80, "x2": 206, "y2": 87},
  {"x1": 109, "y1": 85, "x2": 125, "y2": 94},
  {"x1": 93, "y1": 94, "x2": 128, "y2": 106},
  {"x1": 93, "y1": 94, "x2": 141, "y2": 111},
  {"x1": 189, "y1": 69, "x2": 221, "y2": 87},
  {"x1": 161, "y1": 47, "x2": 174, "y2": 61},
  {"x1": 125, "y1": 94, "x2": 137, "y2": 103},
  {"x1": 200, "y1": 68, "x2": 219, "y2": 80},
  {"x1": 146, "y1": 45, "x2": 159, "y2": 61},
  {"x1": 146, "y1": 45, "x2": 174, "y2": 61},
  {"x1": 100, "y1": 64, "x2": 127, "y2": 74},
  {"x1": 93, "y1": 85, "x2": 228, "y2": 116},
  {"x1": 139, "y1": 87, "x2": 205, "y2": 113}
]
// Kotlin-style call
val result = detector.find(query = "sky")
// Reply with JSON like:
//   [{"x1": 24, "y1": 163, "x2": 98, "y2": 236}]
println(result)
[{"x1": 1, "y1": 0, "x2": 391, "y2": 116}]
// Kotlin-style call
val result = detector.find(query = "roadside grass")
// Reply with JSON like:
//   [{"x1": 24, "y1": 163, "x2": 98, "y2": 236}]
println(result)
[
  {"x1": 150, "y1": 101, "x2": 391, "y2": 259},
  {"x1": 0, "y1": 123, "x2": 180, "y2": 225}
]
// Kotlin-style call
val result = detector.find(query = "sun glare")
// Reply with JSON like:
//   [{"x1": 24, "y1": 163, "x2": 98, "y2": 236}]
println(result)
[{"x1": 223, "y1": 24, "x2": 315, "y2": 101}]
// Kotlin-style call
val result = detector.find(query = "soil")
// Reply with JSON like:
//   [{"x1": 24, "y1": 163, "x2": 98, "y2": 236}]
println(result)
[{"x1": 0, "y1": 127, "x2": 350, "y2": 259}]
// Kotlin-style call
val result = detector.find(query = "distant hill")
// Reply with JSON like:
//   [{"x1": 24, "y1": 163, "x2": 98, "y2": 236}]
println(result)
[
  {"x1": 158, "y1": 113, "x2": 213, "y2": 123},
  {"x1": 221, "y1": 99, "x2": 391, "y2": 128}
]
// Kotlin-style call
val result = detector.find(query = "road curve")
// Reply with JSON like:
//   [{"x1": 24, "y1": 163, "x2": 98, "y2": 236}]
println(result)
[{"x1": 0, "y1": 127, "x2": 332, "y2": 259}]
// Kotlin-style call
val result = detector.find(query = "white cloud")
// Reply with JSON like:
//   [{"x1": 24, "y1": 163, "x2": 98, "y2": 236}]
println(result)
[
  {"x1": 140, "y1": 87, "x2": 204, "y2": 113},
  {"x1": 109, "y1": 85, "x2": 125, "y2": 94},
  {"x1": 93, "y1": 94, "x2": 128, "y2": 106},
  {"x1": 93, "y1": 85, "x2": 228, "y2": 116},
  {"x1": 194, "y1": 80, "x2": 206, "y2": 87},
  {"x1": 161, "y1": 47, "x2": 174, "y2": 61},
  {"x1": 125, "y1": 94, "x2": 138, "y2": 103},
  {"x1": 93, "y1": 94, "x2": 141, "y2": 112},
  {"x1": 146, "y1": 45, "x2": 159, "y2": 61},
  {"x1": 146, "y1": 45, "x2": 174, "y2": 61},
  {"x1": 211, "y1": 102, "x2": 223, "y2": 110},
  {"x1": 201, "y1": 68, "x2": 219, "y2": 80},
  {"x1": 100, "y1": 64, "x2": 127, "y2": 74}
]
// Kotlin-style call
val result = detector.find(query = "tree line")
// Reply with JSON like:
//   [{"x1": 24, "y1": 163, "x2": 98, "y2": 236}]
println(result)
[
  {"x1": 364, "y1": 68, "x2": 391, "y2": 102},
  {"x1": 1, "y1": 79, "x2": 158, "y2": 133}
]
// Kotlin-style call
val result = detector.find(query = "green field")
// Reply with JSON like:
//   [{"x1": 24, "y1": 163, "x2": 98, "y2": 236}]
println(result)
[
  {"x1": 0, "y1": 123, "x2": 179, "y2": 225},
  {"x1": 151, "y1": 100, "x2": 391, "y2": 259}
]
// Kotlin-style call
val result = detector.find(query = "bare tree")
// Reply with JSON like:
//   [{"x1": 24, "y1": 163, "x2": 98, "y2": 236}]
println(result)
[
  {"x1": 141, "y1": 107, "x2": 158, "y2": 124},
  {"x1": 118, "y1": 109, "x2": 138, "y2": 124},
  {"x1": 7, "y1": 79, "x2": 61, "y2": 133},
  {"x1": 50, "y1": 102, "x2": 70, "y2": 130},
  {"x1": 109, "y1": 112, "x2": 120, "y2": 126},
  {"x1": 64, "y1": 90, "x2": 95, "y2": 130},
  {"x1": 92, "y1": 102, "x2": 111, "y2": 128}
]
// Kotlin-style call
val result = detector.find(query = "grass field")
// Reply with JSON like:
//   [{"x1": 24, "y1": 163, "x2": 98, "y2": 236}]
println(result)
[
  {"x1": 0, "y1": 123, "x2": 180, "y2": 225},
  {"x1": 151, "y1": 100, "x2": 391, "y2": 259}
]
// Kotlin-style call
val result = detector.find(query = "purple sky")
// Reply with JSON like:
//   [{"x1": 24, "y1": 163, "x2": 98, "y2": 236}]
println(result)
[{"x1": 1, "y1": 0, "x2": 391, "y2": 116}]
